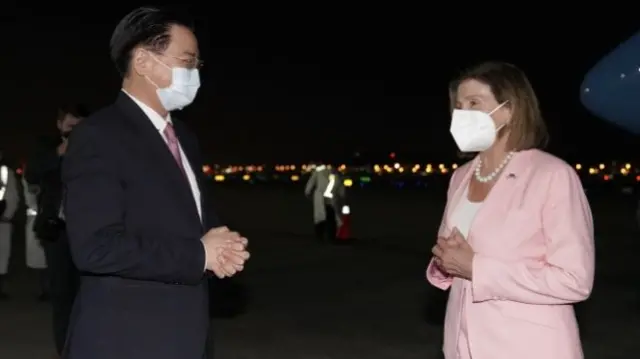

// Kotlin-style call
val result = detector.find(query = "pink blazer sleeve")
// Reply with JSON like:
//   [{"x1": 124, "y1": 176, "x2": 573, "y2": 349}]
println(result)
[
  {"x1": 472, "y1": 165, "x2": 595, "y2": 304},
  {"x1": 426, "y1": 171, "x2": 459, "y2": 290}
]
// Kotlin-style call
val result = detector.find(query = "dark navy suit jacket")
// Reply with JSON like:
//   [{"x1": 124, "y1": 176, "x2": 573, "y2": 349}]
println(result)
[{"x1": 61, "y1": 92, "x2": 220, "y2": 359}]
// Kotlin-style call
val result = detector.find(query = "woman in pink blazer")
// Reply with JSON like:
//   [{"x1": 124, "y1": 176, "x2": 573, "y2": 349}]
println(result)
[{"x1": 428, "y1": 62, "x2": 595, "y2": 359}]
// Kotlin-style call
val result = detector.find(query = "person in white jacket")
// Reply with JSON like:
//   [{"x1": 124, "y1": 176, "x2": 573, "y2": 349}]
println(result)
[
  {"x1": 22, "y1": 176, "x2": 48, "y2": 300},
  {"x1": 0, "y1": 157, "x2": 19, "y2": 299}
]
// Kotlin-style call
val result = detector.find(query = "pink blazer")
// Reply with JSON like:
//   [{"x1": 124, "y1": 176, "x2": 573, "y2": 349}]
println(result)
[{"x1": 427, "y1": 149, "x2": 594, "y2": 359}]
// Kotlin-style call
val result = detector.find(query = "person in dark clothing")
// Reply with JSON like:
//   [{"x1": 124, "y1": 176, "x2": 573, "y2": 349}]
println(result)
[
  {"x1": 60, "y1": 7, "x2": 249, "y2": 359},
  {"x1": 24, "y1": 103, "x2": 85, "y2": 356}
]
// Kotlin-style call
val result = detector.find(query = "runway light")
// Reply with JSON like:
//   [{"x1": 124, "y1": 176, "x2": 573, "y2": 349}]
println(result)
[
  {"x1": 575, "y1": 164, "x2": 582, "y2": 170},
  {"x1": 202, "y1": 165, "x2": 212, "y2": 174},
  {"x1": 599, "y1": 164, "x2": 605, "y2": 170},
  {"x1": 342, "y1": 205, "x2": 350, "y2": 215},
  {"x1": 291, "y1": 175, "x2": 300, "y2": 181},
  {"x1": 214, "y1": 175, "x2": 225, "y2": 182},
  {"x1": 625, "y1": 163, "x2": 631, "y2": 169},
  {"x1": 343, "y1": 178, "x2": 353, "y2": 187},
  {"x1": 242, "y1": 174, "x2": 250, "y2": 181}
]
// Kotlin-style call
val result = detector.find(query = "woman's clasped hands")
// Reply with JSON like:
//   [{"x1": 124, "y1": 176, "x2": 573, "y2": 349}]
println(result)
[{"x1": 431, "y1": 227, "x2": 475, "y2": 280}]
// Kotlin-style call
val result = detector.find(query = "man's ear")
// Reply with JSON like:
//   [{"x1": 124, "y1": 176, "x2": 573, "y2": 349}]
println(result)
[{"x1": 131, "y1": 48, "x2": 151, "y2": 76}]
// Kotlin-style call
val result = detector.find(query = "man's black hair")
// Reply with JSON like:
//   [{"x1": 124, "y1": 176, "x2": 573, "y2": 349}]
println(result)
[{"x1": 109, "y1": 6, "x2": 195, "y2": 77}]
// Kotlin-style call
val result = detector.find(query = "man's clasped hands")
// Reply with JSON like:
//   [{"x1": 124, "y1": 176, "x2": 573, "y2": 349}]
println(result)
[
  {"x1": 201, "y1": 226, "x2": 251, "y2": 278},
  {"x1": 431, "y1": 227, "x2": 475, "y2": 281}
]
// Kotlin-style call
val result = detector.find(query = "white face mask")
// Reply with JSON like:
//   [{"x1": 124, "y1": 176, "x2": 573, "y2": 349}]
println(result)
[
  {"x1": 147, "y1": 55, "x2": 201, "y2": 111},
  {"x1": 449, "y1": 101, "x2": 508, "y2": 152}
]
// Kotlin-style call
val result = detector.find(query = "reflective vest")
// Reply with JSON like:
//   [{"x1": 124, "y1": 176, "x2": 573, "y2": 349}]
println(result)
[
  {"x1": 323, "y1": 174, "x2": 336, "y2": 198},
  {"x1": 22, "y1": 177, "x2": 38, "y2": 216},
  {"x1": 314, "y1": 166, "x2": 337, "y2": 199},
  {"x1": 0, "y1": 166, "x2": 7, "y2": 201}
]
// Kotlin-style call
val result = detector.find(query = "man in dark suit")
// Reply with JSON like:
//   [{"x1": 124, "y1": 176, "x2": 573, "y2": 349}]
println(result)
[
  {"x1": 25, "y1": 104, "x2": 85, "y2": 355},
  {"x1": 61, "y1": 7, "x2": 250, "y2": 359}
]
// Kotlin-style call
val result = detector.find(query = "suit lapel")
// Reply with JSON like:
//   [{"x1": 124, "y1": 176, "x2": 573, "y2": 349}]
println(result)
[
  {"x1": 445, "y1": 157, "x2": 477, "y2": 223},
  {"x1": 467, "y1": 152, "x2": 528, "y2": 243},
  {"x1": 114, "y1": 93, "x2": 201, "y2": 228},
  {"x1": 172, "y1": 121, "x2": 207, "y2": 226}
]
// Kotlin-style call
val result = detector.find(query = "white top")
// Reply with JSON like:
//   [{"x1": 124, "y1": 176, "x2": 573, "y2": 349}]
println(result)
[
  {"x1": 450, "y1": 187, "x2": 483, "y2": 239},
  {"x1": 122, "y1": 90, "x2": 202, "y2": 220}
]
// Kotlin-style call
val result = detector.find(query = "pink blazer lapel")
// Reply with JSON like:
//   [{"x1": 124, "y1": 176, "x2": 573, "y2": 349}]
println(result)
[
  {"x1": 445, "y1": 156, "x2": 478, "y2": 225},
  {"x1": 467, "y1": 152, "x2": 532, "y2": 244},
  {"x1": 444, "y1": 152, "x2": 532, "y2": 244}
]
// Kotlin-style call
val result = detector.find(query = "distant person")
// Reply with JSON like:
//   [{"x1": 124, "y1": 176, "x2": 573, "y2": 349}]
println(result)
[
  {"x1": 25, "y1": 103, "x2": 84, "y2": 355},
  {"x1": 22, "y1": 176, "x2": 49, "y2": 300},
  {"x1": 304, "y1": 162, "x2": 346, "y2": 242},
  {"x1": 0, "y1": 151, "x2": 19, "y2": 299},
  {"x1": 427, "y1": 62, "x2": 595, "y2": 359},
  {"x1": 60, "y1": 7, "x2": 249, "y2": 359}
]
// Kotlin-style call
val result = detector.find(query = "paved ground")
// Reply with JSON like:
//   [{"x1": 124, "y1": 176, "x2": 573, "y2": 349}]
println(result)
[{"x1": 1, "y1": 186, "x2": 639, "y2": 358}]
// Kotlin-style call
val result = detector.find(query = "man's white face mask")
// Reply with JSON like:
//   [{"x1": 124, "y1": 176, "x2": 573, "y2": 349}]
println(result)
[{"x1": 145, "y1": 53, "x2": 201, "y2": 111}]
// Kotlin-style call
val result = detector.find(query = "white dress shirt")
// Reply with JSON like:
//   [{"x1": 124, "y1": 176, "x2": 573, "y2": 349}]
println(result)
[{"x1": 122, "y1": 90, "x2": 202, "y2": 220}]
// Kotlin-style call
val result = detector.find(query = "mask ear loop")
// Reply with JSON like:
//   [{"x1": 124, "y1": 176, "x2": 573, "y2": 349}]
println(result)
[
  {"x1": 143, "y1": 51, "x2": 171, "y2": 89},
  {"x1": 489, "y1": 100, "x2": 510, "y2": 131},
  {"x1": 488, "y1": 100, "x2": 509, "y2": 115}
]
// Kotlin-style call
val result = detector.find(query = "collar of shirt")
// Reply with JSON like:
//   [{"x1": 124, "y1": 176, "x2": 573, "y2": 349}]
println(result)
[{"x1": 121, "y1": 89, "x2": 172, "y2": 133}]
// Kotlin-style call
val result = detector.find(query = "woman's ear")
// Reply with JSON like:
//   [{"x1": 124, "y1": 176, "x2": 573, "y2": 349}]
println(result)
[{"x1": 502, "y1": 102, "x2": 514, "y2": 125}]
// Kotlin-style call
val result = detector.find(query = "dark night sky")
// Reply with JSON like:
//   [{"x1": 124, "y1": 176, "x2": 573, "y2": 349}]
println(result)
[{"x1": 2, "y1": 5, "x2": 639, "y2": 164}]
